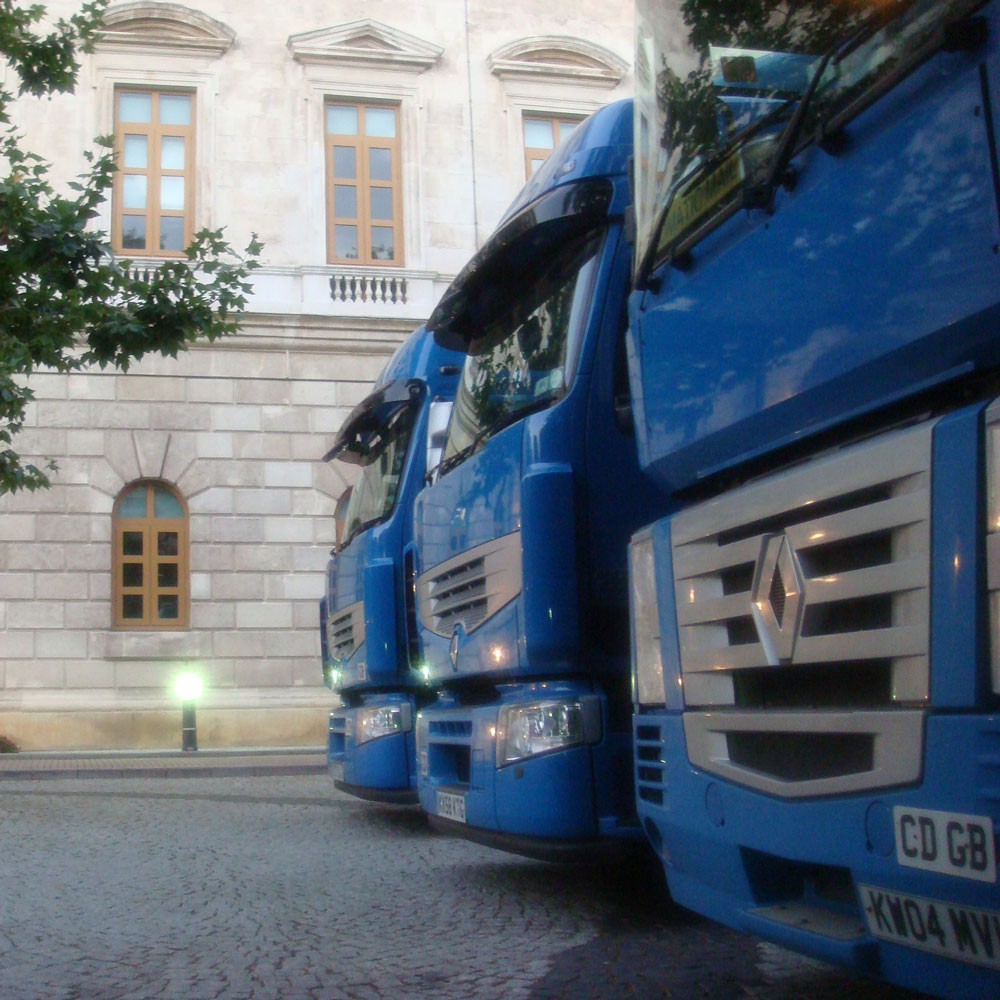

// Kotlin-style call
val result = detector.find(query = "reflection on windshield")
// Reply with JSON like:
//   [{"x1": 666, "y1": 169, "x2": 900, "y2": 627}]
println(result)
[
  {"x1": 340, "y1": 405, "x2": 416, "y2": 547},
  {"x1": 441, "y1": 227, "x2": 603, "y2": 468},
  {"x1": 635, "y1": 0, "x2": 963, "y2": 274}
]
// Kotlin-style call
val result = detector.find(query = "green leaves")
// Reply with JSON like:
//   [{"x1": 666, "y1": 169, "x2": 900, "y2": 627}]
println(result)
[{"x1": 0, "y1": 2, "x2": 262, "y2": 494}]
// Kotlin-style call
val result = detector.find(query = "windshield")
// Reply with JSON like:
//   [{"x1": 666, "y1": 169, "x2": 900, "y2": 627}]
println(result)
[
  {"x1": 441, "y1": 226, "x2": 604, "y2": 468},
  {"x1": 634, "y1": 0, "x2": 967, "y2": 276},
  {"x1": 339, "y1": 404, "x2": 416, "y2": 547}
]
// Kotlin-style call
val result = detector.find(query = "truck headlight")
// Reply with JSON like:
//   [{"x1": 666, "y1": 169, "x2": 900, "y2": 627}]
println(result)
[
  {"x1": 630, "y1": 531, "x2": 666, "y2": 706},
  {"x1": 355, "y1": 704, "x2": 412, "y2": 745},
  {"x1": 496, "y1": 697, "x2": 601, "y2": 767},
  {"x1": 986, "y1": 401, "x2": 1000, "y2": 694}
]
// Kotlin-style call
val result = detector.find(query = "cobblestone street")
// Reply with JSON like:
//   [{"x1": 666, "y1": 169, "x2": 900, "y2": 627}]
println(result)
[{"x1": 0, "y1": 775, "x2": 925, "y2": 1000}]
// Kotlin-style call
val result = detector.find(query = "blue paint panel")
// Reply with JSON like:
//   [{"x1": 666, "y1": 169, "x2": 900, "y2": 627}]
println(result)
[
  {"x1": 653, "y1": 520, "x2": 684, "y2": 714},
  {"x1": 362, "y1": 559, "x2": 397, "y2": 683},
  {"x1": 630, "y1": 35, "x2": 1000, "y2": 491},
  {"x1": 495, "y1": 745, "x2": 597, "y2": 838},
  {"x1": 343, "y1": 731, "x2": 413, "y2": 791},
  {"x1": 930, "y1": 404, "x2": 988, "y2": 708},
  {"x1": 521, "y1": 463, "x2": 579, "y2": 666}
]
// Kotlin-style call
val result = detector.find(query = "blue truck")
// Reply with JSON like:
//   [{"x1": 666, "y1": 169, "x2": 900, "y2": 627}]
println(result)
[
  {"x1": 411, "y1": 99, "x2": 665, "y2": 857},
  {"x1": 323, "y1": 325, "x2": 460, "y2": 803},
  {"x1": 628, "y1": 0, "x2": 1000, "y2": 996}
]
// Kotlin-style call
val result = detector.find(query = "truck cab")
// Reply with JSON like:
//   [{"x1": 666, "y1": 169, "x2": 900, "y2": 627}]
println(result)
[
  {"x1": 628, "y1": 2, "x2": 1000, "y2": 996},
  {"x1": 412, "y1": 100, "x2": 666, "y2": 857},
  {"x1": 324, "y1": 325, "x2": 460, "y2": 802}
]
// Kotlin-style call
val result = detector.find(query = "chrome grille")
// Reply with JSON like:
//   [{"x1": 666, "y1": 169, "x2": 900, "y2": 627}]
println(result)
[
  {"x1": 634, "y1": 723, "x2": 665, "y2": 806},
  {"x1": 328, "y1": 600, "x2": 365, "y2": 661},
  {"x1": 428, "y1": 556, "x2": 489, "y2": 634},
  {"x1": 429, "y1": 719, "x2": 473, "y2": 739},
  {"x1": 417, "y1": 531, "x2": 522, "y2": 637},
  {"x1": 670, "y1": 422, "x2": 933, "y2": 797},
  {"x1": 328, "y1": 711, "x2": 349, "y2": 757}
]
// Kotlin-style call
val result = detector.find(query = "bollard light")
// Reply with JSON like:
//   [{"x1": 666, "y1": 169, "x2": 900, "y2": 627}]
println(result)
[{"x1": 173, "y1": 671, "x2": 203, "y2": 752}]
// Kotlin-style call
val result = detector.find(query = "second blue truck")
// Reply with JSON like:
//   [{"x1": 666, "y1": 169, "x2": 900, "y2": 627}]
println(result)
[{"x1": 411, "y1": 99, "x2": 664, "y2": 857}]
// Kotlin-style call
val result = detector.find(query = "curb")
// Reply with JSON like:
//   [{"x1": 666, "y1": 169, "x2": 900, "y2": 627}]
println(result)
[{"x1": 0, "y1": 749, "x2": 328, "y2": 781}]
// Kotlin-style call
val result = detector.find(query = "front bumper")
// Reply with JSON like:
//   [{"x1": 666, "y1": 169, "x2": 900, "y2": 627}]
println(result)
[
  {"x1": 327, "y1": 700, "x2": 418, "y2": 805},
  {"x1": 416, "y1": 684, "x2": 638, "y2": 856},
  {"x1": 636, "y1": 711, "x2": 1000, "y2": 1000}
]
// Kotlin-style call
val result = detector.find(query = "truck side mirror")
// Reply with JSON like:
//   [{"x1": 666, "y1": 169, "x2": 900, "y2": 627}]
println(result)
[
  {"x1": 425, "y1": 400, "x2": 454, "y2": 484},
  {"x1": 333, "y1": 486, "x2": 352, "y2": 554}
]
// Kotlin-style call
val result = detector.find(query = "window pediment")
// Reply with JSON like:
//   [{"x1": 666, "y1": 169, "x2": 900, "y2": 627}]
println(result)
[
  {"x1": 489, "y1": 36, "x2": 627, "y2": 86},
  {"x1": 99, "y1": 2, "x2": 235, "y2": 55},
  {"x1": 288, "y1": 19, "x2": 442, "y2": 73}
]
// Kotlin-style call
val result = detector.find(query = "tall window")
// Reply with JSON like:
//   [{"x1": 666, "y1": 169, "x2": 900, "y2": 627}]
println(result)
[
  {"x1": 523, "y1": 114, "x2": 581, "y2": 178},
  {"x1": 326, "y1": 101, "x2": 402, "y2": 265},
  {"x1": 112, "y1": 482, "x2": 189, "y2": 629},
  {"x1": 113, "y1": 88, "x2": 195, "y2": 255}
]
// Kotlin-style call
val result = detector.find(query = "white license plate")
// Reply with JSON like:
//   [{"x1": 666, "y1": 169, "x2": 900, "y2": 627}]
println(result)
[
  {"x1": 894, "y1": 807, "x2": 996, "y2": 883},
  {"x1": 859, "y1": 884, "x2": 1000, "y2": 971},
  {"x1": 328, "y1": 759, "x2": 344, "y2": 782},
  {"x1": 436, "y1": 790, "x2": 466, "y2": 824}
]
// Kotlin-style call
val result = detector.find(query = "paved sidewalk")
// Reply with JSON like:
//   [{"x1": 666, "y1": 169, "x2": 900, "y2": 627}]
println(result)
[{"x1": 0, "y1": 746, "x2": 327, "y2": 780}]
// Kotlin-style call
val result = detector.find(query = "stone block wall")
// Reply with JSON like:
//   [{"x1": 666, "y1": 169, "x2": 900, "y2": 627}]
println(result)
[
  {"x1": 0, "y1": 318, "x2": 407, "y2": 750},
  {"x1": 0, "y1": 0, "x2": 633, "y2": 749}
]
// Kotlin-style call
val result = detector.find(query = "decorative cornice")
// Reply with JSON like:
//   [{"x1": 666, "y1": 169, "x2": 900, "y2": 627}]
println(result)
[
  {"x1": 287, "y1": 19, "x2": 442, "y2": 73},
  {"x1": 488, "y1": 36, "x2": 628, "y2": 86},
  {"x1": 97, "y1": 2, "x2": 235, "y2": 55}
]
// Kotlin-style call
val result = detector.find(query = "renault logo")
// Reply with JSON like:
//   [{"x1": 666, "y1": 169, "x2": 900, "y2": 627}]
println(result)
[
  {"x1": 750, "y1": 532, "x2": 805, "y2": 665},
  {"x1": 449, "y1": 629, "x2": 460, "y2": 670}
]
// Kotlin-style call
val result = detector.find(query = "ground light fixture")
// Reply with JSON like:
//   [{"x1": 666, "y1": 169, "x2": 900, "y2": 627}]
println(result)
[{"x1": 172, "y1": 670, "x2": 204, "y2": 751}]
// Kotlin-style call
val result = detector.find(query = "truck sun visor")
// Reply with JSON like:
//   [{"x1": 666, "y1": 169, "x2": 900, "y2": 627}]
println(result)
[
  {"x1": 428, "y1": 178, "x2": 613, "y2": 352},
  {"x1": 323, "y1": 379, "x2": 424, "y2": 465}
]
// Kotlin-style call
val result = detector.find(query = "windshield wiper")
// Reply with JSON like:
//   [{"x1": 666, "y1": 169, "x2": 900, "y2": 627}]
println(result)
[
  {"x1": 340, "y1": 511, "x2": 390, "y2": 549},
  {"x1": 437, "y1": 394, "x2": 561, "y2": 477},
  {"x1": 640, "y1": 6, "x2": 916, "y2": 281},
  {"x1": 637, "y1": 97, "x2": 799, "y2": 282},
  {"x1": 748, "y1": 4, "x2": 902, "y2": 215},
  {"x1": 754, "y1": 0, "x2": 991, "y2": 209}
]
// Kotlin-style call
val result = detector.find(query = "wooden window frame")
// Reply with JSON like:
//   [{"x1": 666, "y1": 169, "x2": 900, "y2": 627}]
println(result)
[
  {"x1": 523, "y1": 113, "x2": 583, "y2": 180},
  {"x1": 112, "y1": 87, "x2": 196, "y2": 257},
  {"x1": 112, "y1": 481, "x2": 190, "y2": 630},
  {"x1": 325, "y1": 100, "x2": 403, "y2": 266}
]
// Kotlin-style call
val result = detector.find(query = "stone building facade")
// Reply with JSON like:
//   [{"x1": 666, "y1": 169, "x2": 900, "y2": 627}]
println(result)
[{"x1": 0, "y1": 0, "x2": 632, "y2": 750}]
